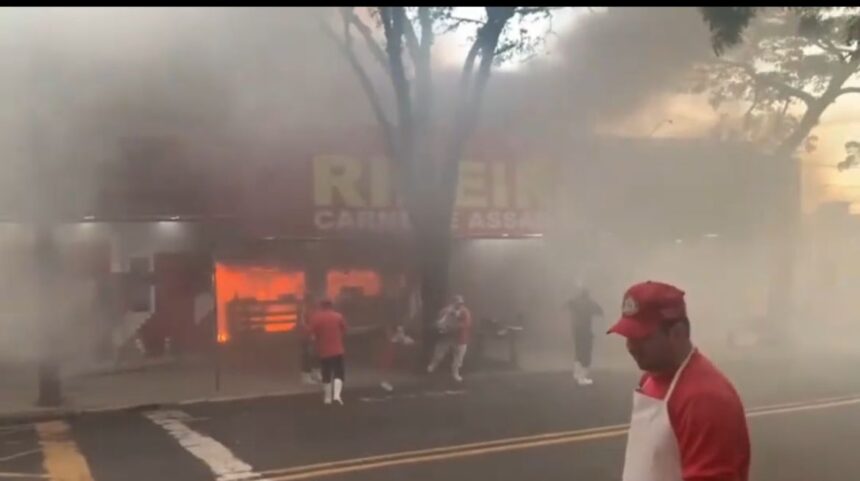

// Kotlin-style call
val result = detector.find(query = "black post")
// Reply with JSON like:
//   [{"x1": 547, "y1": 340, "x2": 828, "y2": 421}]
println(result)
[
  {"x1": 34, "y1": 225, "x2": 62, "y2": 407},
  {"x1": 210, "y1": 267, "x2": 222, "y2": 393}
]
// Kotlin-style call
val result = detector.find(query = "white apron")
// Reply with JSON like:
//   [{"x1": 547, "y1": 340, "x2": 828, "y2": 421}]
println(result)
[{"x1": 621, "y1": 349, "x2": 696, "y2": 481}]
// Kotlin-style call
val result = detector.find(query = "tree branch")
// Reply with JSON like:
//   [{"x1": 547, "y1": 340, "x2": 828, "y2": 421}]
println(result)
[
  {"x1": 418, "y1": 7, "x2": 433, "y2": 56},
  {"x1": 814, "y1": 38, "x2": 850, "y2": 62},
  {"x1": 494, "y1": 42, "x2": 518, "y2": 57},
  {"x1": 339, "y1": 8, "x2": 389, "y2": 75},
  {"x1": 718, "y1": 59, "x2": 816, "y2": 105},
  {"x1": 319, "y1": 18, "x2": 394, "y2": 152},
  {"x1": 458, "y1": 36, "x2": 482, "y2": 103},
  {"x1": 449, "y1": 7, "x2": 515, "y2": 167},
  {"x1": 839, "y1": 87, "x2": 860, "y2": 95},
  {"x1": 396, "y1": 7, "x2": 421, "y2": 66},
  {"x1": 515, "y1": 7, "x2": 553, "y2": 16},
  {"x1": 448, "y1": 16, "x2": 484, "y2": 25},
  {"x1": 412, "y1": 7, "x2": 434, "y2": 128},
  {"x1": 380, "y1": 7, "x2": 414, "y2": 161}
]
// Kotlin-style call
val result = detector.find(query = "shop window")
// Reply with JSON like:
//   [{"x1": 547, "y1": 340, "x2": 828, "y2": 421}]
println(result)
[
  {"x1": 326, "y1": 269, "x2": 381, "y2": 300},
  {"x1": 215, "y1": 262, "x2": 306, "y2": 343}
]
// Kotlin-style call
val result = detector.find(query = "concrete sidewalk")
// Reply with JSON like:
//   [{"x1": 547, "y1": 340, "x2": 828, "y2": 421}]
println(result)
[
  {"x1": 3, "y1": 334, "x2": 858, "y2": 424},
  {"x1": 0, "y1": 358, "x2": 416, "y2": 423}
]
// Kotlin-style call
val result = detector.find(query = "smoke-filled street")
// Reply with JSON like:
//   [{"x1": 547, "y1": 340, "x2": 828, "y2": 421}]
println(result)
[
  {"x1": 2, "y1": 353, "x2": 860, "y2": 481},
  {"x1": 2, "y1": 6, "x2": 860, "y2": 481}
]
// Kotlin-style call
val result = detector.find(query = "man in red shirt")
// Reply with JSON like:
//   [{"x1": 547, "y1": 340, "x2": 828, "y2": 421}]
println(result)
[
  {"x1": 427, "y1": 295, "x2": 472, "y2": 383},
  {"x1": 309, "y1": 299, "x2": 347, "y2": 405},
  {"x1": 607, "y1": 281, "x2": 750, "y2": 481}
]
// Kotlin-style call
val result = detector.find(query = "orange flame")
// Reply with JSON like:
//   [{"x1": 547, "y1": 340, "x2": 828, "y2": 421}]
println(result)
[{"x1": 215, "y1": 262, "x2": 305, "y2": 343}]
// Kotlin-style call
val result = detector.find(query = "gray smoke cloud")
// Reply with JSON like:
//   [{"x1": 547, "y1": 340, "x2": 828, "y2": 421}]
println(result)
[{"x1": 1, "y1": 7, "x2": 839, "y2": 374}]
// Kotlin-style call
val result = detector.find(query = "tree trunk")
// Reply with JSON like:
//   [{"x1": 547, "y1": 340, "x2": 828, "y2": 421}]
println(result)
[{"x1": 415, "y1": 229, "x2": 452, "y2": 365}]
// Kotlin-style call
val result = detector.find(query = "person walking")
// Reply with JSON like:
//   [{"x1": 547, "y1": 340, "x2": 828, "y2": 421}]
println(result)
[
  {"x1": 427, "y1": 295, "x2": 472, "y2": 383},
  {"x1": 308, "y1": 299, "x2": 348, "y2": 405},
  {"x1": 565, "y1": 287, "x2": 604, "y2": 385}
]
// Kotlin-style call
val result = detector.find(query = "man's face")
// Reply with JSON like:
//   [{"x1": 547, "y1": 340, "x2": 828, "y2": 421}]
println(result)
[{"x1": 625, "y1": 325, "x2": 675, "y2": 373}]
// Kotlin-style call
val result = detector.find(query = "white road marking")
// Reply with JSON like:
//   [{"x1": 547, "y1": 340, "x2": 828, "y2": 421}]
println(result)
[
  {"x1": 0, "y1": 472, "x2": 50, "y2": 479},
  {"x1": 0, "y1": 426, "x2": 33, "y2": 435},
  {"x1": 145, "y1": 410, "x2": 269, "y2": 481},
  {"x1": 359, "y1": 389, "x2": 467, "y2": 403},
  {"x1": 0, "y1": 448, "x2": 40, "y2": 463}
]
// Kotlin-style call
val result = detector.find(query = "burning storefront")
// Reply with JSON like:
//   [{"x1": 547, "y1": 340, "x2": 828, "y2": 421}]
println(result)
[
  {"x1": 0, "y1": 129, "x2": 552, "y2": 366},
  {"x1": 0, "y1": 128, "x2": 799, "y2": 369}
]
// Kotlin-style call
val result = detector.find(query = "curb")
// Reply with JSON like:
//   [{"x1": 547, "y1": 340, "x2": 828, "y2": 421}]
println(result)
[
  {"x1": 0, "y1": 385, "x2": 338, "y2": 427},
  {"x1": 0, "y1": 368, "x2": 525, "y2": 426}
]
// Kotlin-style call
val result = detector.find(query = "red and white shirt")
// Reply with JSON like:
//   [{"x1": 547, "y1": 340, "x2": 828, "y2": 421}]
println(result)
[{"x1": 639, "y1": 351, "x2": 751, "y2": 481}]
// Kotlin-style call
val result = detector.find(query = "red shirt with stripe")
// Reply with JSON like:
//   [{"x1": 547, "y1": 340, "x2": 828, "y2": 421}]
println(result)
[{"x1": 639, "y1": 350, "x2": 751, "y2": 481}]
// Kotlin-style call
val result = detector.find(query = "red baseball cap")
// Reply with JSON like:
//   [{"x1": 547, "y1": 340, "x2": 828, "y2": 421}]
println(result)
[{"x1": 607, "y1": 281, "x2": 687, "y2": 339}]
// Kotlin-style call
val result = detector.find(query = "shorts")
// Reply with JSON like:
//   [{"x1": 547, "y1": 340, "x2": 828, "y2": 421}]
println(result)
[{"x1": 320, "y1": 355, "x2": 345, "y2": 383}]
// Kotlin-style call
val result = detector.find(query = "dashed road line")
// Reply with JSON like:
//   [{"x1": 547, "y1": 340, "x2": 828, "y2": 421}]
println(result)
[
  {"x1": 145, "y1": 409, "x2": 270, "y2": 481},
  {"x1": 35, "y1": 420, "x2": 93, "y2": 481}
]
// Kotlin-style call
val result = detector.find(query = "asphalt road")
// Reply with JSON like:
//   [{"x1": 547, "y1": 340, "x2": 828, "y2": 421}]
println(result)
[{"x1": 4, "y1": 354, "x2": 860, "y2": 481}]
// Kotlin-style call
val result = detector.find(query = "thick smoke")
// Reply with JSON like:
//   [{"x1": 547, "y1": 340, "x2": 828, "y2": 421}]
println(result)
[{"x1": 0, "y1": 7, "x2": 843, "y2": 372}]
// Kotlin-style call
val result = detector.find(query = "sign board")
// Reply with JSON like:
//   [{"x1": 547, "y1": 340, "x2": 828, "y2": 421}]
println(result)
[{"x1": 310, "y1": 155, "x2": 550, "y2": 237}]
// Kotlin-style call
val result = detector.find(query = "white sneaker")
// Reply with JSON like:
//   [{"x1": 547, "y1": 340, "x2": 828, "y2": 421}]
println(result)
[
  {"x1": 577, "y1": 377, "x2": 594, "y2": 386},
  {"x1": 380, "y1": 381, "x2": 394, "y2": 392},
  {"x1": 453, "y1": 372, "x2": 463, "y2": 383},
  {"x1": 333, "y1": 379, "x2": 344, "y2": 405}
]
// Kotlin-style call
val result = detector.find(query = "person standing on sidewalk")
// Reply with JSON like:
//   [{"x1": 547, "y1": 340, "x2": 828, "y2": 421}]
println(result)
[
  {"x1": 427, "y1": 295, "x2": 472, "y2": 383},
  {"x1": 608, "y1": 281, "x2": 750, "y2": 481},
  {"x1": 309, "y1": 299, "x2": 347, "y2": 405},
  {"x1": 565, "y1": 287, "x2": 604, "y2": 386}
]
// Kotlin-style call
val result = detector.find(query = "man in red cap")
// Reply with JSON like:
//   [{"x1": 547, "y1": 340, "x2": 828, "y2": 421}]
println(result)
[{"x1": 608, "y1": 281, "x2": 750, "y2": 481}]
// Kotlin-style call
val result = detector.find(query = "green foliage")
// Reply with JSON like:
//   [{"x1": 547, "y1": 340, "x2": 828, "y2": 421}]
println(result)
[
  {"x1": 694, "y1": 8, "x2": 860, "y2": 152},
  {"x1": 700, "y1": 7, "x2": 759, "y2": 56}
]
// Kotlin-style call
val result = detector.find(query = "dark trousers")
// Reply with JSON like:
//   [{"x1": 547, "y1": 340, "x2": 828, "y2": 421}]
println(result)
[
  {"x1": 574, "y1": 328, "x2": 593, "y2": 368},
  {"x1": 320, "y1": 355, "x2": 345, "y2": 383}
]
